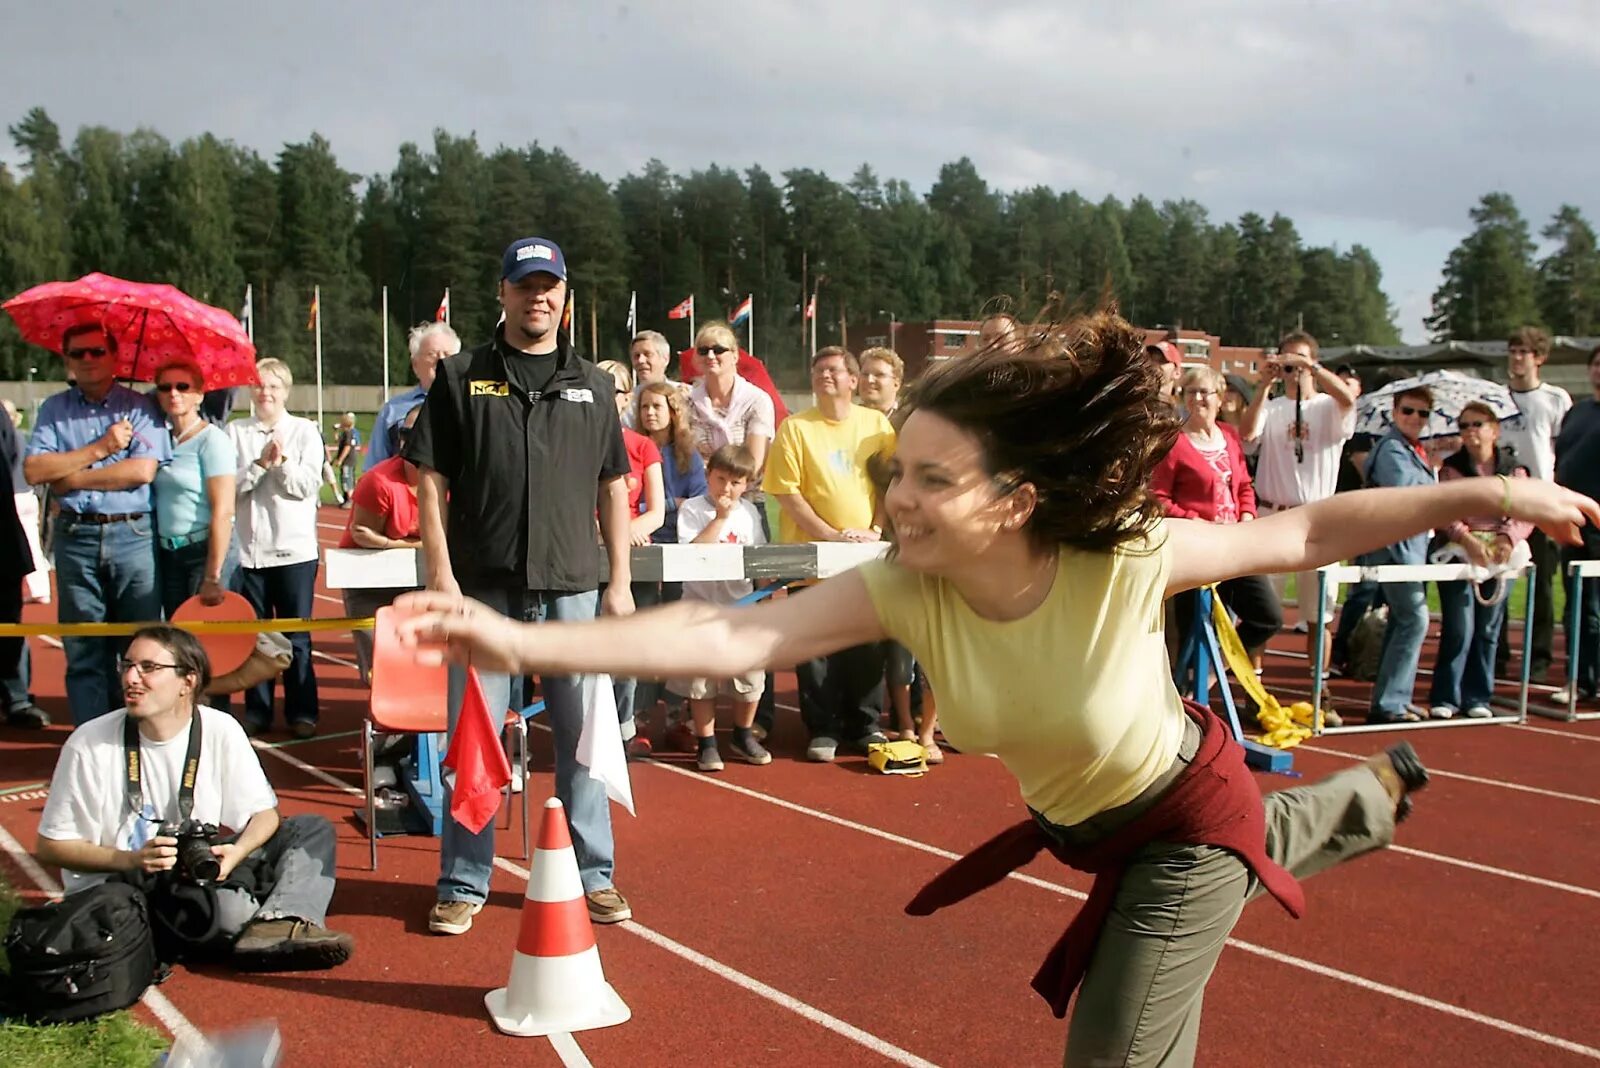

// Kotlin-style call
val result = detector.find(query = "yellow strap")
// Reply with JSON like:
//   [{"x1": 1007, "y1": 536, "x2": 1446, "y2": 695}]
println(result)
[
  {"x1": 0, "y1": 617, "x2": 375, "y2": 638},
  {"x1": 1206, "y1": 587, "x2": 1315, "y2": 749}
]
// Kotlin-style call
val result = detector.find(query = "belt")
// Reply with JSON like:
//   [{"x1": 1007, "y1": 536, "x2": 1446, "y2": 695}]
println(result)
[
  {"x1": 159, "y1": 528, "x2": 210, "y2": 551},
  {"x1": 60, "y1": 511, "x2": 145, "y2": 525}
]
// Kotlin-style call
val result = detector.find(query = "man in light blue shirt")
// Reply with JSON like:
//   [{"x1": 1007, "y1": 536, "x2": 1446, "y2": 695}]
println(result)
[
  {"x1": 24, "y1": 324, "x2": 169, "y2": 725},
  {"x1": 367, "y1": 321, "x2": 459, "y2": 470}
]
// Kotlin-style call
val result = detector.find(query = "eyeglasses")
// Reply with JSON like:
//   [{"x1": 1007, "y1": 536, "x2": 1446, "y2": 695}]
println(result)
[
  {"x1": 65, "y1": 347, "x2": 111, "y2": 359},
  {"x1": 1459, "y1": 419, "x2": 1491, "y2": 430},
  {"x1": 696, "y1": 345, "x2": 732, "y2": 357},
  {"x1": 1397, "y1": 404, "x2": 1432, "y2": 418},
  {"x1": 155, "y1": 381, "x2": 197, "y2": 393},
  {"x1": 1182, "y1": 388, "x2": 1218, "y2": 398},
  {"x1": 118, "y1": 658, "x2": 180, "y2": 678},
  {"x1": 614, "y1": 388, "x2": 629, "y2": 396}
]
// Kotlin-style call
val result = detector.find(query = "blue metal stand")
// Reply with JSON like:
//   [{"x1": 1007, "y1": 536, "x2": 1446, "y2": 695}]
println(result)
[{"x1": 1175, "y1": 587, "x2": 1294, "y2": 773}]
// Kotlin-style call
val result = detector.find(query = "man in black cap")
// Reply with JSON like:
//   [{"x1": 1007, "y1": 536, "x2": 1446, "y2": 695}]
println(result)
[{"x1": 406, "y1": 237, "x2": 637, "y2": 934}]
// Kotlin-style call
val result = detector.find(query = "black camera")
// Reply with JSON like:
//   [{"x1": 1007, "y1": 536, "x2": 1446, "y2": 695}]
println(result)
[{"x1": 158, "y1": 819, "x2": 223, "y2": 883}]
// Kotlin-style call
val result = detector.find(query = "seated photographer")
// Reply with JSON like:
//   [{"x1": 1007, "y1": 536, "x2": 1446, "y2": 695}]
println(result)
[{"x1": 34, "y1": 624, "x2": 353, "y2": 971}]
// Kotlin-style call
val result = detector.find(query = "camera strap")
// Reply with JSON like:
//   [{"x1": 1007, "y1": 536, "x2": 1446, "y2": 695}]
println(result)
[{"x1": 123, "y1": 710, "x2": 203, "y2": 824}]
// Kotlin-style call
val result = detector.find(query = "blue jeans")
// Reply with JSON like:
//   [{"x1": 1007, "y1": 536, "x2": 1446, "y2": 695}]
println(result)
[
  {"x1": 1428, "y1": 580, "x2": 1507, "y2": 711},
  {"x1": 54, "y1": 515, "x2": 161, "y2": 725},
  {"x1": 1370, "y1": 581, "x2": 1428, "y2": 718},
  {"x1": 157, "y1": 535, "x2": 240, "y2": 619},
  {"x1": 438, "y1": 585, "x2": 613, "y2": 903},
  {"x1": 1564, "y1": 526, "x2": 1600, "y2": 696},
  {"x1": 236, "y1": 560, "x2": 320, "y2": 728}
]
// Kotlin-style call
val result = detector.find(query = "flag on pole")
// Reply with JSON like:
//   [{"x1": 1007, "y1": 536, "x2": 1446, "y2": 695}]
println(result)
[
  {"x1": 306, "y1": 289, "x2": 320, "y2": 330},
  {"x1": 626, "y1": 290, "x2": 637, "y2": 336},
  {"x1": 666, "y1": 295, "x2": 694, "y2": 320},
  {"x1": 803, "y1": 294, "x2": 817, "y2": 321},
  {"x1": 729, "y1": 294, "x2": 753, "y2": 326},
  {"x1": 441, "y1": 667, "x2": 513, "y2": 833},
  {"x1": 239, "y1": 283, "x2": 253, "y2": 326},
  {"x1": 435, "y1": 288, "x2": 450, "y2": 323}
]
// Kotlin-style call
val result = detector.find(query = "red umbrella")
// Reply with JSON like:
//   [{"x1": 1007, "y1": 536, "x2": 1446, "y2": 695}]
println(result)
[{"x1": 2, "y1": 272, "x2": 258, "y2": 391}]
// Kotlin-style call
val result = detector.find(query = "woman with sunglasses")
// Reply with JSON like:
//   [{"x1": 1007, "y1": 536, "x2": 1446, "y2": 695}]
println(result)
[
  {"x1": 150, "y1": 356, "x2": 237, "y2": 619},
  {"x1": 394, "y1": 307, "x2": 1600, "y2": 1066},
  {"x1": 1362, "y1": 385, "x2": 1439, "y2": 724},
  {"x1": 686, "y1": 323, "x2": 774, "y2": 493},
  {"x1": 1426, "y1": 402, "x2": 1531, "y2": 719}
]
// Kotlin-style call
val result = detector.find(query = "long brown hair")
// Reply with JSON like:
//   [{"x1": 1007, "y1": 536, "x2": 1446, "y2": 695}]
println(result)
[
  {"x1": 899, "y1": 303, "x2": 1180, "y2": 554},
  {"x1": 637, "y1": 381, "x2": 696, "y2": 474}
]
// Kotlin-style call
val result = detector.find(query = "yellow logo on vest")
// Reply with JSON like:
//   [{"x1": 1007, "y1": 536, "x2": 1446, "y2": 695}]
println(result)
[{"x1": 469, "y1": 380, "x2": 510, "y2": 398}]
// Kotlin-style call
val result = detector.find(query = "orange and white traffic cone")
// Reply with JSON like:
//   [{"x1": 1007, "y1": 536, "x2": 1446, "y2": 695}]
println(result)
[{"x1": 485, "y1": 797, "x2": 631, "y2": 1037}]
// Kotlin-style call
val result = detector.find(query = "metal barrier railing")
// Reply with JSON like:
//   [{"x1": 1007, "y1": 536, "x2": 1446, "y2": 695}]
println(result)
[
  {"x1": 1544, "y1": 558, "x2": 1600, "y2": 723},
  {"x1": 1311, "y1": 561, "x2": 1534, "y2": 734}
]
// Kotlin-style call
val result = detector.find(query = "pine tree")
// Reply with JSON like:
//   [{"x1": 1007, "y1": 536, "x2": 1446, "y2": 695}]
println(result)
[
  {"x1": 1537, "y1": 205, "x2": 1600, "y2": 337},
  {"x1": 1427, "y1": 192, "x2": 1539, "y2": 340}
]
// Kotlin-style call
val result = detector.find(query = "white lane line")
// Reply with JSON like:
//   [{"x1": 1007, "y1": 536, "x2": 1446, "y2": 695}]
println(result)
[
  {"x1": 261, "y1": 716, "x2": 1600, "y2": 1061},
  {"x1": 492, "y1": 856, "x2": 939, "y2": 1068},
  {"x1": 1295, "y1": 744, "x2": 1600, "y2": 806},
  {"x1": 1386, "y1": 846, "x2": 1600, "y2": 900},
  {"x1": 316, "y1": 523, "x2": 345, "y2": 533},
  {"x1": 312, "y1": 649, "x2": 361, "y2": 671},
  {"x1": 315, "y1": 593, "x2": 344, "y2": 606},
  {"x1": 0, "y1": 821, "x2": 206, "y2": 1050},
  {"x1": 1511, "y1": 723, "x2": 1600, "y2": 743},
  {"x1": 250, "y1": 743, "x2": 921, "y2": 1066},
  {"x1": 547, "y1": 1031, "x2": 594, "y2": 1067}
]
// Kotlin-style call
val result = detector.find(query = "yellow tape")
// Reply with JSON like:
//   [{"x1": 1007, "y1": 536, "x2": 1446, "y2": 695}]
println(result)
[
  {"x1": 1207, "y1": 588, "x2": 1315, "y2": 749},
  {"x1": 0, "y1": 617, "x2": 375, "y2": 638}
]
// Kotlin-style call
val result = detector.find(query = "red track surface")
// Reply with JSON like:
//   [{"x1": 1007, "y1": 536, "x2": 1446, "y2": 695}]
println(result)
[{"x1": 3, "y1": 506, "x2": 1598, "y2": 1066}]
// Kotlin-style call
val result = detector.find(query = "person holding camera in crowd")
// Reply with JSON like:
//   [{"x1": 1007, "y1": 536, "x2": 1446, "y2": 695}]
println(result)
[{"x1": 34, "y1": 625, "x2": 353, "y2": 970}]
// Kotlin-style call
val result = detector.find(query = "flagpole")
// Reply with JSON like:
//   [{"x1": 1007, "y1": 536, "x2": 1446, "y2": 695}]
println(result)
[
  {"x1": 590, "y1": 297, "x2": 598, "y2": 357},
  {"x1": 689, "y1": 296, "x2": 695, "y2": 346},
  {"x1": 749, "y1": 294, "x2": 755, "y2": 356},
  {"x1": 243, "y1": 282, "x2": 254, "y2": 343},
  {"x1": 314, "y1": 284, "x2": 324, "y2": 432},
  {"x1": 443, "y1": 286, "x2": 450, "y2": 326},
  {"x1": 381, "y1": 284, "x2": 390, "y2": 402}
]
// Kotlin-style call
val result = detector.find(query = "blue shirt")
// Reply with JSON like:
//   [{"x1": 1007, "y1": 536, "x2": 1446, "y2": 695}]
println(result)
[
  {"x1": 366, "y1": 386, "x2": 426, "y2": 470},
  {"x1": 153, "y1": 423, "x2": 234, "y2": 538},
  {"x1": 27, "y1": 385, "x2": 169, "y2": 515},
  {"x1": 652, "y1": 444, "x2": 709, "y2": 545}
]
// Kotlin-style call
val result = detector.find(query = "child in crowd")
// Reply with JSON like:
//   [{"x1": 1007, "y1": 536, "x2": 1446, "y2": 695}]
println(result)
[{"x1": 671, "y1": 445, "x2": 770, "y2": 771}]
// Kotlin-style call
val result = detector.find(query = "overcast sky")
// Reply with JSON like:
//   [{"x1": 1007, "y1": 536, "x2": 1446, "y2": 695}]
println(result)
[{"x1": 6, "y1": 1, "x2": 1599, "y2": 342}]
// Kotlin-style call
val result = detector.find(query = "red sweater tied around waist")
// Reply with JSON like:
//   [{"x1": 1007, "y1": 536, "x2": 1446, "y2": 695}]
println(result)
[{"x1": 904, "y1": 700, "x2": 1304, "y2": 1017}]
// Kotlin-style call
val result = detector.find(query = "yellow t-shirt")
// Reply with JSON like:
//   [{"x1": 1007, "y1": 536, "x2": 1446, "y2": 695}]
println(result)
[
  {"x1": 763, "y1": 405, "x2": 895, "y2": 544},
  {"x1": 857, "y1": 521, "x2": 1186, "y2": 827}
]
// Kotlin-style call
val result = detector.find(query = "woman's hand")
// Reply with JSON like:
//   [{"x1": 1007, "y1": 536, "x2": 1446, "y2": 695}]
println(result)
[
  {"x1": 1505, "y1": 480, "x2": 1600, "y2": 547},
  {"x1": 198, "y1": 577, "x2": 226, "y2": 606},
  {"x1": 392, "y1": 592, "x2": 528, "y2": 672},
  {"x1": 1459, "y1": 534, "x2": 1492, "y2": 569}
]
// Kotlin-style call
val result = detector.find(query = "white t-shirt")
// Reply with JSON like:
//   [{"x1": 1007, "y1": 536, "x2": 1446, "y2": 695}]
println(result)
[
  {"x1": 38, "y1": 707, "x2": 278, "y2": 894},
  {"x1": 1502, "y1": 383, "x2": 1572, "y2": 482},
  {"x1": 1252, "y1": 394, "x2": 1355, "y2": 507},
  {"x1": 677, "y1": 494, "x2": 766, "y2": 604}
]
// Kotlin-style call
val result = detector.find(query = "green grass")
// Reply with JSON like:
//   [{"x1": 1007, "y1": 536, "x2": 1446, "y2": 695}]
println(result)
[
  {"x1": 0, "y1": 877, "x2": 170, "y2": 1068},
  {"x1": 1286, "y1": 572, "x2": 1564, "y2": 623}
]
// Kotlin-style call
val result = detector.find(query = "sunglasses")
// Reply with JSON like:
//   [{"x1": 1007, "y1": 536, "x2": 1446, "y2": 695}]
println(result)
[
  {"x1": 155, "y1": 381, "x2": 197, "y2": 393},
  {"x1": 696, "y1": 344, "x2": 732, "y2": 357},
  {"x1": 1397, "y1": 404, "x2": 1432, "y2": 418},
  {"x1": 1459, "y1": 419, "x2": 1491, "y2": 430},
  {"x1": 65, "y1": 346, "x2": 111, "y2": 359}
]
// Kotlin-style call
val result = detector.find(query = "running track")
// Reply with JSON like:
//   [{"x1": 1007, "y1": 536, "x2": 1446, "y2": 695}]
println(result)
[{"x1": 2, "y1": 506, "x2": 1598, "y2": 1066}]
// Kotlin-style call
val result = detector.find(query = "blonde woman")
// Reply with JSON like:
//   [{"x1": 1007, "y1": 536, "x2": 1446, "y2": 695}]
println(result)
[{"x1": 227, "y1": 358, "x2": 324, "y2": 738}]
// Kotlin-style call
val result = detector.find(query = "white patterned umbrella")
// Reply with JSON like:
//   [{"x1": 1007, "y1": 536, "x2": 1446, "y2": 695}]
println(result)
[{"x1": 1354, "y1": 369, "x2": 1524, "y2": 441}]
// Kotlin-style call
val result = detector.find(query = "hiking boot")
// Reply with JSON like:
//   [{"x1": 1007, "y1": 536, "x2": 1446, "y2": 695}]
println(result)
[
  {"x1": 4, "y1": 703, "x2": 49, "y2": 729},
  {"x1": 1365, "y1": 742, "x2": 1429, "y2": 822},
  {"x1": 728, "y1": 730, "x2": 771, "y2": 766},
  {"x1": 232, "y1": 918, "x2": 353, "y2": 970},
  {"x1": 586, "y1": 887, "x2": 631, "y2": 924},
  {"x1": 696, "y1": 738, "x2": 725, "y2": 773},
  {"x1": 806, "y1": 735, "x2": 839, "y2": 763},
  {"x1": 427, "y1": 899, "x2": 483, "y2": 935}
]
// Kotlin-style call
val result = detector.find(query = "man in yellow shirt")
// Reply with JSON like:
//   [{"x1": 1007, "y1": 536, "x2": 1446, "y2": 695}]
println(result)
[{"x1": 764, "y1": 347, "x2": 896, "y2": 760}]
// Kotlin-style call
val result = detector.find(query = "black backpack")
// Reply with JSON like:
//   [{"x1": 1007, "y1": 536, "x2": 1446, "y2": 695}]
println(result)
[{"x1": 2, "y1": 881, "x2": 165, "y2": 1023}]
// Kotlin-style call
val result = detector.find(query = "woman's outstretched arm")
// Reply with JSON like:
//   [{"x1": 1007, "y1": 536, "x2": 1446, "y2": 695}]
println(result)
[
  {"x1": 1164, "y1": 478, "x2": 1600, "y2": 597},
  {"x1": 394, "y1": 569, "x2": 887, "y2": 678}
]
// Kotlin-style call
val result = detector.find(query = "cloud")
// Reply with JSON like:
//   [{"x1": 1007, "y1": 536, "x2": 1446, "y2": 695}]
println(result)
[{"x1": 3, "y1": 0, "x2": 1596, "y2": 341}]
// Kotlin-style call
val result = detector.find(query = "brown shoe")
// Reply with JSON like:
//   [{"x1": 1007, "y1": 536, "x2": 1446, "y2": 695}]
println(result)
[
  {"x1": 585, "y1": 887, "x2": 632, "y2": 924},
  {"x1": 232, "y1": 918, "x2": 353, "y2": 970},
  {"x1": 427, "y1": 899, "x2": 483, "y2": 935},
  {"x1": 291, "y1": 720, "x2": 317, "y2": 740},
  {"x1": 1364, "y1": 742, "x2": 1429, "y2": 822}
]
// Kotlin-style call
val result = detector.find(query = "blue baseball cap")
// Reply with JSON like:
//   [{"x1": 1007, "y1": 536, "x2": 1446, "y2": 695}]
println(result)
[{"x1": 501, "y1": 237, "x2": 567, "y2": 283}]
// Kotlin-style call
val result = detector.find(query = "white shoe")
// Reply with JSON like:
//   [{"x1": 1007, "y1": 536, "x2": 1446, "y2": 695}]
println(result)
[
  {"x1": 1465, "y1": 705, "x2": 1494, "y2": 719},
  {"x1": 509, "y1": 769, "x2": 524, "y2": 794},
  {"x1": 1428, "y1": 705, "x2": 1456, "y2": 720},
  {"x1": 1550, "y1": 688, "x2": 1574, "y2": 706},
  {"x1": 1289, "y1": 620, "x2": 1309, "y2": 634}
]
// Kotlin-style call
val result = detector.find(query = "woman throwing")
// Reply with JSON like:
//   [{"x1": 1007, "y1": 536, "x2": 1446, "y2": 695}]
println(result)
[{"x1": 395, "y1": 310, "x2": 1599, "y2": 1067}]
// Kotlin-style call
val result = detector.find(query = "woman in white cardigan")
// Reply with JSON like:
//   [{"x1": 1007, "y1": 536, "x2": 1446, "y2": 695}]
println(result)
[{"x1": 228, "y1": 358, "x2": 324, "y2": 738}]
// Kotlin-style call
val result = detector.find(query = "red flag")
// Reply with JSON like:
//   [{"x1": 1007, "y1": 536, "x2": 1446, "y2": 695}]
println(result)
[
  {"x1": 803, "y1": 294, "x2": 817, "y2": 321},
  {"x1": 442, "y1": 667, "x2": 511, "y2": 834},
  {"x1": 666, "y1": 295, "x2": 694, "y2": 320},
  {"x1": 435, "y1": 288, "x2": 450, "y2": 322}
]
